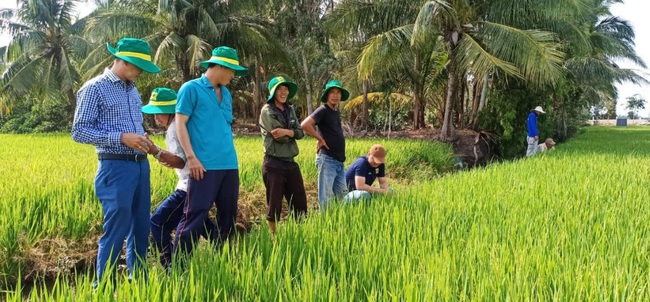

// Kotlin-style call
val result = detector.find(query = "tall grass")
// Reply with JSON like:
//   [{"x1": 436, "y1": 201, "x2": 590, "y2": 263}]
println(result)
[
  {"x1": 0, "y1": 134, "x2": 453, "y2": 290},
  {"x1": 4, "y1": 127, "x2": 650, "y2": 300}
]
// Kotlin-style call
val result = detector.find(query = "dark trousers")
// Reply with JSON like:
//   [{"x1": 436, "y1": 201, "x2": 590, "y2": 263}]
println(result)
[
  {"x1": 150, "y1": 189, "x2": 217, "y2": 268},
  {"x1": 173, "y1": 169, "x2": 239, "y2": 256},
  {"x1": 262, "y1": 157, "x2": 308, "y2": 222}
]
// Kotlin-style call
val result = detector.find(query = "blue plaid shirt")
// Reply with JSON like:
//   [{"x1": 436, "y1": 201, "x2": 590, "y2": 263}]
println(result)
[{"x1": 71, "y1": 69, "x2": 146, "y2": 155}]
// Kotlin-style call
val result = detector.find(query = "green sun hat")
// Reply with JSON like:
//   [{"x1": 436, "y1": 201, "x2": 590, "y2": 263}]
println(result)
[
  {"x1": 199, "y1": 46, "x2": 248, "y2": 76},
  {"x1": 267, "y1": 76, "x2": 298, "y2": 103},
  {"x1": 319, "y1": 80, "x2": 350, "y2": 102},
  {"x1": 142, "y1": 88, "x2": 177, "y2": 115},
  {"x1": 106, "y1": 38, "x2": 161, "y2": 73}
]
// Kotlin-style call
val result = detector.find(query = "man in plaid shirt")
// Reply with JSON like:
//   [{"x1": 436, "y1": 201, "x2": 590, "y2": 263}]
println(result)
[{"x1": 71, "y1": 37, "x2": 160, "y2": 287}]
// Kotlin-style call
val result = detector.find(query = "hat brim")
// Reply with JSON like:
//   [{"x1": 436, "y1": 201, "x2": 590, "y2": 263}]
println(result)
[
  {"x1": 320, "y1": 86, "x2": 350, "y2": 102},
  {"x1": 199, "y1": 60, "x2": 248, "y2": 76},
  {"x1": 267, "y1": 81, "x2": 298, "y2": 102},
  {"x1": 107, "y1": 43, "x2": 161, "y2": 74},
  {"x1": 142, "y1": 104, "x2": 176, "y2": 115}
]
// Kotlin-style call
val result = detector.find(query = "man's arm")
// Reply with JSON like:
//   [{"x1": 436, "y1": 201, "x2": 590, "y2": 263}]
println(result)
[
  {"x1": 301, "y1": 116, "x2": 329, "y2": 150},
  {"x1": 260, "y1": 106, "x2": 292, "y2": 143},
  {"x1": 72, "y1": 84, "x2": 151, "y2": 152},
  {"x1": 291, "y1": 107, "x2": 305, "y2": 140},
  {"x1": 71, "y1": 85, "x2": 120, "y2": 146},
  {"x1": 176, "y1": 113, "x2": 205, "y2": 179},
  {"x1": 354, "y1": 176, "x2": 387, "y2": 194},
  {"x1": 146, "y1": 145, "x2": 185, "y2": 169},
  {"x1": 378, "y1": 177, "x2": 389, "y2": 190}
]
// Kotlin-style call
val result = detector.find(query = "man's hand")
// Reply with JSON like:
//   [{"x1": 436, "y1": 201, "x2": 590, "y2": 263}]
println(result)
[
  {"x1": 121, "y1": 133, "x2": 152, "y2": 152},
  {"x1": 316, "y1": 139, "x2": 329, "y2": 151},
  {"x1": 158, "y1": 160, "x2": 173, "y2": 168},
  {"x1": 187, "y1": 155, "x2": 207, "y2": 180},
  {"x1": 143, "y1": 134, "x2": 160, "y2": 155},
  {"x1": 271, "y1": 128, "x2": 290, "y2": 139},
  {"x1": 534, "y1": 135, "x2": 539, "y2": 141}
]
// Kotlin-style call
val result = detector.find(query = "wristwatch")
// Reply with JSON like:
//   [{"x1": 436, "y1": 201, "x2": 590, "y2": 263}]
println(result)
[{"x1": 154, "y1": 147, "x2": 163, "y2": 160}]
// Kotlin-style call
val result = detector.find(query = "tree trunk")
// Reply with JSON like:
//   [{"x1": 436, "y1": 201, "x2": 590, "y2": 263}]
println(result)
[
  {"x1": 252, "y1": 57, "x2": 261, "y2": 119},
  {"x1": 66, "y1": 88, "x2": 77, "y2": 118},
  {"x1": 469, "y1": 80, "x2": 481, "y2": 128},
  {"x1": 413, "y1": 85, "x2": 422, "y2": 129},
  {"x1": 412, "y1": 55, "x2": 424, "y2": 129},
  {"x1": 470, "y1": 74, "x2": 489, "y2": 128},
  {"x1": 177, "y1": 55, "x2": 192, "y2": 83},
  {"x1": 456, "y1": 77, "x2": 466, "y2": 128},
  {"x1": 388, "y1": 97, "x2": 392, "y2": 138},
  {"x1": 416, "y1": 75, "x2": 426, "y2": 129},
  {"x1": 478, "y1": 73, "x2": 489, "y2": 111},
  {"x1": 302, "y1": 50, "x2": 313, "y2": 115},
  {"x1": 362, "y1": 78, "x2": 369, "y2": 131},
  {"x1": 440, "y1": 36, "x2": 459, "y2": 141}
]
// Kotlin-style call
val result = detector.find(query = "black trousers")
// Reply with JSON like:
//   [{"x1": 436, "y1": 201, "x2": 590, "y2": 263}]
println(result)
[{"x1": 262, "y1": 156, "x2": 308, "y2": 222}]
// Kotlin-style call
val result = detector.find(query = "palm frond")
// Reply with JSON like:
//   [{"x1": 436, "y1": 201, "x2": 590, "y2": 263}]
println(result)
[
  {"x1": 414, "y1": 0, "x2": 459, "y2": 34},
  {"x1": 455, "y1": 32, "x2": 522, "y2": 84},
  {"x1": 80, "y1": 44, "x2": 112, "y2": 80},
  {"x1": 344, "y1": 92, "x2": 412, "y2": 110},
  {"x1": 1, "y1": 55, "x2": 45, "y2": 93},
  {"x1": 185, "y1": 34, "x2": 211, "y2": 75},
  {"x1": 86, "y1": 10, "x2": 158, "y2": 41},
  {"x1": 57, "y1": 49, "x2": 81, "y2": 94},
  {"x1": 358, "y1": 24, "x2": 414, "y2": 79},
  {"x1": 472, "y1": 21, "x2": 565, "y2": 86}
]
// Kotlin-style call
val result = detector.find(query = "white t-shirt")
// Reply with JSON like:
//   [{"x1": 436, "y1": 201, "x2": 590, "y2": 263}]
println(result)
[
  {"x1": 538, "y1": 143, "x2": 554, "y2": 152},
  {"x1": 165, "y1": 125, "x2": 189, "y2": 191}
]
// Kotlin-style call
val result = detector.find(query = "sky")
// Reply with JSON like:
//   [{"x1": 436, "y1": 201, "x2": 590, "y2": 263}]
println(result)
[
  {"x1": 610, "y1": 0, "x2": 650, "y2": 117},
  {"x1": 0, "y1": 0, "x2": 648, "y2": 117}
]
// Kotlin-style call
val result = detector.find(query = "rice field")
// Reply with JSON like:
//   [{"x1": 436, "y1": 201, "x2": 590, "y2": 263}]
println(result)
[{"x1": 2, "y1": 126, "x2": 650, "y2": 301}]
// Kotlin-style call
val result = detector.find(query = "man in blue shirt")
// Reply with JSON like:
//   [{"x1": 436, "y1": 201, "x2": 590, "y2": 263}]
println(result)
[
  {"x1": 71, "y1": 37, "x2": 161, "y2": 286},
  {"x1": 173, "y1": 46, "x2": 248, "y2": 257},
  {"x1": 526, "y1": 106, "x2": 545, "y2": 157},
  {"x1": 343, "y1": 144, "x2": 389, "y2": 202}
]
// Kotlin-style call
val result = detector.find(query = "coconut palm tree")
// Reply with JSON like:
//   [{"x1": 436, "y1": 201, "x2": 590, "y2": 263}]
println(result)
[
  {"x1": 0, "y1": 0, "x2": 92, "y2": 111},
  {"x1": 329, "y1": 0, "x2": 432, "y2": 129},
  {"x1": 83, "y1": 0, "x2": 284, "y2": 83},
  {"x1": 414, "y1": 0, "x2": 570, "y2": 141}
]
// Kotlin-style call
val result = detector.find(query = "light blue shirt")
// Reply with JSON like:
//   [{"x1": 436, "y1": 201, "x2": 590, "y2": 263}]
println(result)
[{"x1": 176, "y1": 74, "x2": 238, "y2": 170}]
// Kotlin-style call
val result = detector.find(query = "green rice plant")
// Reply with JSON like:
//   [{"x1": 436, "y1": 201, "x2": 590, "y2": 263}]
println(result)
[
  {"x1": 0, "y1": 133, "x2": 454, "y2": 291},
  {"x1": 6, "y1": 127, "x2": 650, "y2": 301}
]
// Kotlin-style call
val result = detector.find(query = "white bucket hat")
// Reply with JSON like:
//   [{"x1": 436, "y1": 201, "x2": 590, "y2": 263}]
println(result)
[{"x1": 533, "y1": 106, "x2": 545, "y2": 114}]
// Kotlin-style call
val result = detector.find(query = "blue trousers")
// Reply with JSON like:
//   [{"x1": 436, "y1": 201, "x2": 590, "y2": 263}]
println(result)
[
  {"x1": 173, "y1": 169, "x2": 239, "y2": 256},
  {"x1": 315, "y1": 153, "x2": 347, "y2": 210},
  {"x1": 150, "y1": 189, "x2": 217, "y2": 268},
  {"x1": 94, "y1": 159, "x2": 150, "y2": 284}
]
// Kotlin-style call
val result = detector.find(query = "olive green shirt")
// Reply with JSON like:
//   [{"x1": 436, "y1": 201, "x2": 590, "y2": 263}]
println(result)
[{"x1": 259, "y1": 103, "x2": 304, "y2": 161}]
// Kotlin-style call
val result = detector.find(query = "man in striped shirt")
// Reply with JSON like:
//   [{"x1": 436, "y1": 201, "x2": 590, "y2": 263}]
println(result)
[{"x1": 71, "y1": 37, "x2": 161, "y2": 287}]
